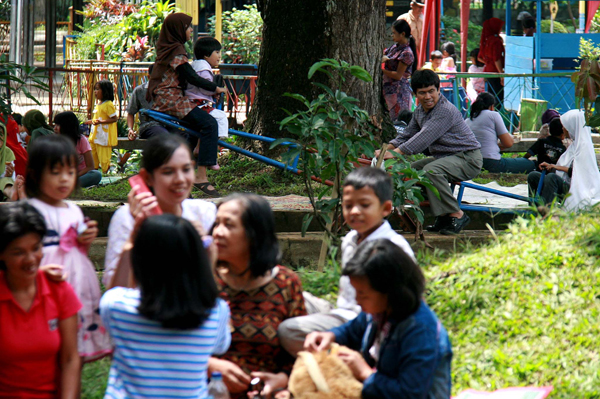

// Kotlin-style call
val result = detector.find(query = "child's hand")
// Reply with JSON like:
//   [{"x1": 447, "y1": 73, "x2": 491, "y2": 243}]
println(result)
[
  {"x1": 304, "y1": 331, "x2": 335, "y2": 352},
  {"x1": 83, "y1": 120, "x2": 93, "y2": 125},
  {"x1": 92, "y1": 119, "x2": 100, "y2": 125},
  {"x1": 539, "y1": 162, "x2": 555, "y2": 171},
  {"x1": 216, "y1": 86, "x2": 228, "y2": 94},
  {"x1": 77, "y1": 219, "x2": 98, "y2": 247},
  {"x1": 337, "y1": 348, "x2": 373, "y2": 382},
  {"x1": 40, "y1": 264, "x2": 67, "y2": 282}
]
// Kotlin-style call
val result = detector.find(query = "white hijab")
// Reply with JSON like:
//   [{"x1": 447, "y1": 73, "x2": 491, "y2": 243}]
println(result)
[{"x1": 556, "y1": 109, "x2": 600, "y2": 211}]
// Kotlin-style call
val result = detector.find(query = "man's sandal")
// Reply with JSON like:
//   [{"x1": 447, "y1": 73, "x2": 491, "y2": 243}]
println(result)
[{"x1": 194, "y1": 182, "x2": 220, "y2": 197}]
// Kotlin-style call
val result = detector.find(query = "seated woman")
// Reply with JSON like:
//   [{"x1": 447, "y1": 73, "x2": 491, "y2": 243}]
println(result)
[
  {"x1": 100, "y1": 214, "x2": 231, "y2": 399},
  {"x1": 23, "y1": 109, "x2": 54, "y2": 148},
  {"x1": 148, "y1": 13, "x2": 228, "y2": 197},
  {"x1": 304, "y1": 239, "x2": 452, "y2": 399},
  {"x1": 103, "y1": 134, "x2": 217, "y2": 289},
  {"x1": 465, "y1": 93, "x2": 535, "y2": 174},
  {"x1": 0, "y1": 202, "x2": 81, "y2": 398},
  {"x1": 209, "y1": 193, "x2": 307, "y2": 398},
  {"x1": 53, "y1": 111, "x2": 102, "y2": 188},
  {"x1": 528, "y1": 109, "x2": 600, "y2": 210}
]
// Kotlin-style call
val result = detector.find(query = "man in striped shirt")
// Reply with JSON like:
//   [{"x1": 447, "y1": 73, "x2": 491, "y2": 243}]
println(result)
[{"x1": 386, "y1": 69, "x2": 483, "y2": 234}]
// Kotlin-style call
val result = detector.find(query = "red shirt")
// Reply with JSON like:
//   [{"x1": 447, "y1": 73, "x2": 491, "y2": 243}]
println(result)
[{"x1": 0, "y1": 271, "x2": 81, "y2": 398}]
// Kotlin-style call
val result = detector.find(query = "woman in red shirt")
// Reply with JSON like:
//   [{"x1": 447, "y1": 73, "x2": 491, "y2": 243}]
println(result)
[
  {"x1": 0, "y1": 202, "x2": 81, "y2": 399},
  {"x1": 479, "y1": 18, "x2": 505, "y2": 104}
]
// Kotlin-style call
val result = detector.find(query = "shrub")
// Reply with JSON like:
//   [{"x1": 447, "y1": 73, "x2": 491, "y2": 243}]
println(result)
[{"x1": 441, "y1": 15, "x2": 483, "y2": 58}]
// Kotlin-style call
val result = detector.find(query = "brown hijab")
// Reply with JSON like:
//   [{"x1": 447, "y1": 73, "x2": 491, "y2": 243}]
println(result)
[{"x1": 147, "y1": 13, "x2": 192, "y2": 101}]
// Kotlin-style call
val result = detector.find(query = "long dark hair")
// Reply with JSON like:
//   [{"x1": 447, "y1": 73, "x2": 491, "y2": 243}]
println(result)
[
  {"x1": 141, "y1": 134, "x2": 191, "y2": 174},
  {"x1": 96, "y1": 79, "x2": 115, "y2": 102},
  {"x1": 392, "y1": 19, "x2": 418, "y2": 74},
  {"x1": 470, "y1": 92, "x2": 496, "y2": 120},
  {"x1": 132, "y1": 214, "x2": 218, "y2": 329},
  {"x1": 54, "y1": 111, "x2": 82, "y2": 146},
  {"x1": 344, "y1": 239, "x2": 424, "y2": 320},
  {"x1": 441, "y1": 42, "x2": 457, "y2": 64}
]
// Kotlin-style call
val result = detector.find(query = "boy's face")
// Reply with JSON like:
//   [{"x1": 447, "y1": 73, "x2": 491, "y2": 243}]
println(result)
[
  {"x1": 342, "y1": 185, "x2": 392, "y2": 238},
  {"x1": 205, "y1": 50, "x2": 221, "y2": 68},
  {"x1": 432, "y1": 57, "x2": 442, "y2": 69}
]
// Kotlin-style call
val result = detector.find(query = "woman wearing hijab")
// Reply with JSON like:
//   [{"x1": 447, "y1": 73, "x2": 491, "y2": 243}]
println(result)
[
  {"x1": 148, "y1": 13, "x2": 227, "y2": 197},
  {"x1": 0, "y1": 115, "x2": 27, "y2": 176},
  {"x1": 478, "y1": 18, "x2": 505, "y2": 104},
  {"x1": 22, "y1": 109, "x2": 54, "y2": 148},
  {"x1": 527, "y1": 109, "x2": 600, "y2": 210}
]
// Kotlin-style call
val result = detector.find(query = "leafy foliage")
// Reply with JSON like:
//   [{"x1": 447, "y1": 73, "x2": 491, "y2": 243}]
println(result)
[
  {"x1": 0, "y1": 63, "x2": 50, "y2": 116},
  {"x1": 426, "y1": 211, "x2": 600, "y2": 397},
  {"x1": 73, "y1": 0, "x2": 176, "y2": 62},
  {"x1": 441, "y1": 16, "x2": 483, "y2": 56},
  {"x1": 540, "y1": 19, "x2": 569, "y2": 34},
  {"x1": 208, "y1": 4, "x2": 263, "y2": 65},
  {"x1": 571, "y1": 38, "x2": 600, "y2": 128}
]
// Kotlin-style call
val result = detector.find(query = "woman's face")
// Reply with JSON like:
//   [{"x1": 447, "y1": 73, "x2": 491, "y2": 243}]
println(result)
[
  {"x1": 350, "y1": 275, "x2": 389, "y2": 315},
  {"x1": 0, "y1": 233, "x2": 43, "y2": 282},
  {"x1": 145, "y1": 145, "x2": 194, "y2": 209},
  {"x1": 53, "y1": 124, "x2": 61, "y2": 134},
  {"x1": 391, "y1": 27, "x2": 404, "y2": 43},
  {"x1": 213, "y1": 200, "x2": 250, "y2": 265},
  {"x1": 186, "y1": 25, "x2": 193, "y2": 41}
]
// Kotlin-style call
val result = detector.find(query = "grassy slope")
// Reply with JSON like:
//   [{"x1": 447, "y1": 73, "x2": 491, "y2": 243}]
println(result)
[{"x1": 426, "y1": 212, "x2": 600, "y2": 397}]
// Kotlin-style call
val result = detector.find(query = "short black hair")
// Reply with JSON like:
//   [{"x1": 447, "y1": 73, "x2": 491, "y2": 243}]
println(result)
[
  {"x1": 344, "y1": 238, "x2": 424, "y2": 320},
  {"x1": 523, "y1": 17, "x2": 536, "y2": 30},
  {"x1": 132, "y1": 215, "x2": 218, "y2": 329},
  {"x1": 397, "y1": 109, "x2": 413, "y2": 125},
  {"x1": 96, "y1": 79, "x2": 115, "y2": 102},
  {"x1": 142, "y1": 134, "x2": 191, "y2": 174},
  {"x1": 215, "y1": 193, "x2": 280, "y2": 278},
  {"x1": 430, "y1": 50, "x2": 443, "y2": 60},
  {"x1": 343, "y1": 167, "x2": 393, "y2": 203},
  {"x1": 194, "y1": 37, "x2": 222, "y2": 60},
  {"x1": 54, "y1": 111, "x2": 82, "y2": 146},
  {"x1": 0, "y1": 202, "x2": 47, "y2": 271},
  {"x1": 469, "y1": 48, "x2": 484, "y2": 67},
  {"x1": 549, "y1": 118, "x2": 564, "y2": 137},
  {"x1": 12, "y1": 113, "x2": 23, "y2": 125},
  {"x1": 440, "y1": 42, "x2": 455, "y2": 55},
  {"x1": 25, "y1": 135, "x2": 79, "y2": 198},
  {"x1": 411, "y1": 68, "x2": 440, "y2": 93}
]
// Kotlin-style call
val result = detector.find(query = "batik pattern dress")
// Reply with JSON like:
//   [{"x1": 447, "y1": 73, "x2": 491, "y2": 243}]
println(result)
[
  {"x1": 216, "y1": 266, "x2": 307, "y2": 398},
  {"x1": 383, "y1": 43, "x2": 414, "y2": 120},
  {"x1": 29, "y1": 198, "x2": 112, "y2": 362}
]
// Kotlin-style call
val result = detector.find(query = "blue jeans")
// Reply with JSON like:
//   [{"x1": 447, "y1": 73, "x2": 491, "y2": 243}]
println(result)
[
  {"x1": 483, "y1": 157, "x2": 535, "y2": 174},
  {"x1": 79, "y1": 169, "x2": 102, "y2": 188}
]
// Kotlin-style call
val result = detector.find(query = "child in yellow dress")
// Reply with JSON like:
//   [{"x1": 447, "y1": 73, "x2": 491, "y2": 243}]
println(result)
[{"x1": 85, "y1": 80, "x2": 118, "y2": 173}]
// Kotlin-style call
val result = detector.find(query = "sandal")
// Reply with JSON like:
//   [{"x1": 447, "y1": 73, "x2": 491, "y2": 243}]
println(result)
[{"x1": 194, "y1": 182, "x2": 220, "y2": 197}]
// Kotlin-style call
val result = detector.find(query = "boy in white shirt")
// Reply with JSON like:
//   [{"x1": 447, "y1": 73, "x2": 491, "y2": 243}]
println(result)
[
  {"x1": 185, "y1": 37, "x2": 229, "y2": 141},
  {"x1": 278, "y1": 167, "x2": 415, "y2": 356}
]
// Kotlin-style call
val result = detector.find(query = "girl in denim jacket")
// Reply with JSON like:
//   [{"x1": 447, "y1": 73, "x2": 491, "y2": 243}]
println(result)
[{"x1": 305, "y1": 239, "x2": 452, "y2": 399}]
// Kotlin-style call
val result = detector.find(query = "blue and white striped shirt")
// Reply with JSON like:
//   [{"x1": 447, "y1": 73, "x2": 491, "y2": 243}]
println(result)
[{"x1": 100, "y1": 287, "x2": 231, "y2": 399}]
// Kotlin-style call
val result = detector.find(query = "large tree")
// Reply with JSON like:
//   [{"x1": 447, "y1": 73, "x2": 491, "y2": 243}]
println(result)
[{"x1": 246, "y1": 0, "x2": 391, "y2": 142}]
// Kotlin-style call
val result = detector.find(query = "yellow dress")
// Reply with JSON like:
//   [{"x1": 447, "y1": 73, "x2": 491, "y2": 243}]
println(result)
[{"x1": 88, "y1": 100, "x2": 117, "y2": 173}]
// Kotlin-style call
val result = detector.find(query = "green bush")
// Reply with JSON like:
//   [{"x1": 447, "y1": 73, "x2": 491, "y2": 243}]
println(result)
[
  {"x1": 441, "y1": 15, "x2": 483, "y2": 57},
  {"x1": 426, "y1": 211, "x2": 600, "y2": 397},
  {"x1": 541, "y1": 19, "x2": 569, "y2": 33},
  {"x1": 208, "y1": 4, "x2": 263, "y2": 65}
]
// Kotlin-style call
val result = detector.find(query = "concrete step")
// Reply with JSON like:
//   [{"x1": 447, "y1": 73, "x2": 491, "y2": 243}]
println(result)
[
  {"x1": 89, "y1": 230, "x2": 494, "y2": 271},
  {"x1": 76, "y1": 200, "x2": 518, "y2": 238}
]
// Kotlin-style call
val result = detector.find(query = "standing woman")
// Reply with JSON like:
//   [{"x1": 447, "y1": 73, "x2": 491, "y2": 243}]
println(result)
[
  {"x1": 148, "y1": 13, "x2": 227, "y2": 197},
  {"x1": 479, "y1": 18, "x2": 505, "y2": 104},
  {"x1": 383, "y1": 19, "x2": 417, "y2": 120},
  {"x1": 465, "y1": 93, "x2": 534, "y2": 174}
]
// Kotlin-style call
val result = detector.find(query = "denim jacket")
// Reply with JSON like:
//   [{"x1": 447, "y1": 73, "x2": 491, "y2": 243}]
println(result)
[{"x1": 330, "y1": 300, "x2": 452, "y2": 399}]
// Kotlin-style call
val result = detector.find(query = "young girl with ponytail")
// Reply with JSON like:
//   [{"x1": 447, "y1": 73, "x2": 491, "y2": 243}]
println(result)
[{"x1": 382, "y1": 19, "x2": 417, "y2": 120}]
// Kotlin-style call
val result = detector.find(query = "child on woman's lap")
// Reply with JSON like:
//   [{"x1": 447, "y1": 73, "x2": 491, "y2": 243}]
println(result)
[
  {"x1": 26, "y1": 135, "x2": 112, "y2": 362},
  {"x1": 186, "y1": 37, "x2": 229, "y2": 171}
]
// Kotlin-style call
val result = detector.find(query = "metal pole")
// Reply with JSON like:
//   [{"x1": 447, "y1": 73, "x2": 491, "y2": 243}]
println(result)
[
  {"x1": 9, "y1": 0, "x2": 21, "y2": 63},
  {"x1": 23, "y1": 0, "x2": 35, "y2": 66},
  {"x1": 535, "y1": 0, "x2": 542, "y2": 97},
  {"x1": 505, "y1": 0, "x2": 512, "y2": 36},
  {"x1": 45, "y1": 1, "x2": 57, "y2": 68},
  {"x1": 215, "y1": 0, "x2": 223, "y2": 43}
]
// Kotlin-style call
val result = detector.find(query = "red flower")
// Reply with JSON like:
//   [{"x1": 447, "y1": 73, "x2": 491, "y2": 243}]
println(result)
[{"x1": 453, "y1": 29, "x2": 458, "y2": 33}]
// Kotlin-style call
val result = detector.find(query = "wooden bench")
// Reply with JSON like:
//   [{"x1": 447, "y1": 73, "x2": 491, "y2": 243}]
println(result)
[{"x1": 115, "y1": 137, "x2": 147, "y2": 151}]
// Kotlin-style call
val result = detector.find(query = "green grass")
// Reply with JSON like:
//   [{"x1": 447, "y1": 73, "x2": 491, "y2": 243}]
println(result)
[
  {"x1": 71, "y1": 152, "x2": 307, "y2": 202},
  {"x1": 425, "y1": 210, "x2": 600, "y2": 398},
  {"x1": 82, "y1": 357, "x2": 111, "y2": 398},
  {"x1": 473, "y1": 171, "x2": 528, "y2": 187}
]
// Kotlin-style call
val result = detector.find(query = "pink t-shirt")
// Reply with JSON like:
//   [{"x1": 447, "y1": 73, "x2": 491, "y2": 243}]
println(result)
[{"x1": 76, "y1": 136, "x2": 92, "y2": 172}]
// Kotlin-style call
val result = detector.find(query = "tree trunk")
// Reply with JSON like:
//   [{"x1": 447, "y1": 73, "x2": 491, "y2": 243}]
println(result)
[{"x1": 246, "y1": 0, "x2": 390, "y2": 145}]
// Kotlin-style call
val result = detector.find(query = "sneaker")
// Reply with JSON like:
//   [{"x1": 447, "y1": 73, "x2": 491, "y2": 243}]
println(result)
[
  {"x1": 440, "y1": 214, "x2": 471, "y2": 235},
  {"x1": 425, "y1": 215, "x2": 451, "y2": 232}
]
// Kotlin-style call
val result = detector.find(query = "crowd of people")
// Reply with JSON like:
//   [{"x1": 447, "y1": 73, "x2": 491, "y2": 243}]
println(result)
[{"x1": 1, "y1": 9, "x2": 600, "y2": 399}]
